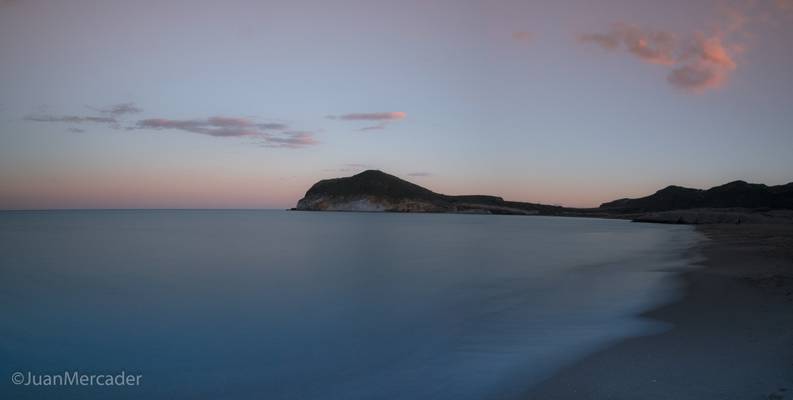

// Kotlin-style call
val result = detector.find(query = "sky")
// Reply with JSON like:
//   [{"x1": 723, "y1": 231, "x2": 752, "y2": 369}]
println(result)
[{"x1": 1, "y1": 0, "x2": 792, "y2": 209}]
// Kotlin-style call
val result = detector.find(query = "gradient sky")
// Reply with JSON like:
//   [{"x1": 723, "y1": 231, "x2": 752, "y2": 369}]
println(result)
[{"x1": 1, "y1": 0, "x2": 792, "y2": 209}]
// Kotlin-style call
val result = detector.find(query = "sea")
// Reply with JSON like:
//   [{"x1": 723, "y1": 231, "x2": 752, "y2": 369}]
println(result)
[{"x1": 0, "y1": 210, "x2": 702, "y2": 399}]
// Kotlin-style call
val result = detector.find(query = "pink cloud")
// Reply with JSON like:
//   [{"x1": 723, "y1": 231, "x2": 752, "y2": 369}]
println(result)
[
  {"x1": 579, "y1": 22, "x2": 739, "y2": 92},
  {"x1": 511, "y1": 31, "x2": 533, "y2": 43},
  {"x1": 574, "y1": 0, "x2": 793, "y2": 93},
  {"x1": 667, "y1": 34, "x2": 737, "y2": 92},
  {"x1": 683, "y1": 34, "x2": 736, "y2": 68},
  {"x1": 667, "y1": 63, "x2": 726, "y2": 92},
  {"x1": 777, "y1": 0, "x2": 793, "y2": 11},
  {"x1": 579, "y1": 23, "x2": 677, "y2": 65}
]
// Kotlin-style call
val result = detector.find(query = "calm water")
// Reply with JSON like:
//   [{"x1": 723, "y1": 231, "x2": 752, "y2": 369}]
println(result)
[{"x1": 0, "y1": 211, "x2": 701, "y2": 399}]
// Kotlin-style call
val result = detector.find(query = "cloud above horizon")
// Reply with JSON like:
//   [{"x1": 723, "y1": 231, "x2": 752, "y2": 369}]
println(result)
[
  {"x1": 357, "y1": 123, "x2": 387, "y2": 132},
  {"x1": 578, "y1": 22, "x2": 739, "y2": 92},
  {"x1": 96, "y1": 102, "x2": 142, "y2": 117},
  {"x1": 24, "y1": 102, "x2": 144, "y2": 130},
  {"x1": 666, "y1": 34, "x2": 738, "y2": 91},
  {"x1": 323, "y1": 163, "x2": 374, "y2": 173},
  {"x1": 343, "y1": 163, "x2": 372, "y2": 169},
  {"x1": 327, "y1": 112, "x2": 406, "y2": 121},
  {"x1": 24, "y1": 103, "x2": 315, "y2": 148},
  {"x1": 24, "y1": 114, "x2": 117, "y2": 124},
  {"x1": 511, "y1": 31, "x2": 534, "y2": 43},
  {"x1": 135, "y1": 116, "x2": 316, "y2": 148},
  {"x1": 579, "y1": 23, "x2": 677, "y2": 65},
  {"x1": 327, "y1": 111, "x2": 406, "y2": 131},
  {"x1": 260, "y1": 131, "x2": 318, "y2": 148}
]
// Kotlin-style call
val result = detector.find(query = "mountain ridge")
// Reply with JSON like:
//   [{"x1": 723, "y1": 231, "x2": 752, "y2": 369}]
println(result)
[
  {"x1": 600, "y1": 180, "x2": 793, "y2": 212},
  {"x1": 295, "y1": 170, "x2": 793, "y2": 221}
]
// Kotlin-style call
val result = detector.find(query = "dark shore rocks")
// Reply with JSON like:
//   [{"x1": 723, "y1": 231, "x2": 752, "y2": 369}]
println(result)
[{"x1": 632, "y1": 208, "x2": 793, "y2": 225}]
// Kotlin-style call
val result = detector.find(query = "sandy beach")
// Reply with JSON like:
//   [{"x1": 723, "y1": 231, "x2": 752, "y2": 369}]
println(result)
[{"x1": 525, "y1": 224, "x2": 793, "y2": 400}]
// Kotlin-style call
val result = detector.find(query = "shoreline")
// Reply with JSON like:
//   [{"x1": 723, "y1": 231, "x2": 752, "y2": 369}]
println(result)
[{"x1": 524, "y1": 223, "x2": 793, "y2": 400}]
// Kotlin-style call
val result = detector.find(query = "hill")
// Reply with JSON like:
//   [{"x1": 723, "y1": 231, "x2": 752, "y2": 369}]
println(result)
[
  {"x1": 295, "y1": 170, "x2": 562, "y2": 215},
  {"x1": 599, "y1": 181, "x2": 793, "y2": 212}
]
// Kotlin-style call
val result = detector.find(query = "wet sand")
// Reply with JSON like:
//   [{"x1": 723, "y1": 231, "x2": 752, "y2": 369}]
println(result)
[{"x1": 525, "y1": 224, "x2": 793, "y2": 400}]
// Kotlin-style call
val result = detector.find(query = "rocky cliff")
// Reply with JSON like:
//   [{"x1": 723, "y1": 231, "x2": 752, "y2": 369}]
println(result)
[{"x1": 295, "y1": 170, "x2": 562, "y2": 215}]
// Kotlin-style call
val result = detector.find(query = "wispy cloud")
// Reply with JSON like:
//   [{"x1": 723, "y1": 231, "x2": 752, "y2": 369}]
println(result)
[
  {"x1": 578, "y1": 32, "x2": 620, "y2": 50},
  {"x1": 343, "y1": 163, "x2": 370, "y2": 169},
  {"x1": 327, "y1": 112, "x2": 406, "y2": 132},
  {"x1": 25, "y1": 114, "x2": 117, "y2": 124},
  {"x1": 25, "y1": 102, "x2": 143, "y2": 130},
  {"x1": 261, "y1": 131, "x2": 318, "y2": 148},
  {"x1": 24, "y1": 103, "x2": 315, "y2": 148},
  {"x1": 135, "y1": 116, "x2": 317, "y2": 148},
  {"x1": 322, "y1": 163, "x2": 375, "y2": 173},
  {"x1": 136, "y1": 118, "x2": 258, "y2": 137},
  {"x1": 96, "y1": 102, "x2": 142, "y2": 117},
  {"x1": 256, "y1": 122, "x2": 289, "y2": 130},
  {"x1": 358, "y1": 123, "x2": 386, "y2": 132},
  {"x1": 579, "y1": 23, "x2": 677, "y2": 65},
  {"x1": 327, "y1": 112, "x2": 406, "y2": 121}
]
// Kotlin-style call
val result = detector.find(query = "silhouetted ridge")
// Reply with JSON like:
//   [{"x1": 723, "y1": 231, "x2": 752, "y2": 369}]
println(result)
[
  {"x1": 599, "y1": 180, "x2": 793, "y2": 212},
  {"x1": 304, "y1": 170, "x2": 440, "y2": 201},
  {"x1": 296, "y1": 170, "x2": 793, "y2": 219},
  {"x1": 296, "y1": 170, "x2": 560, "y2": 214}
]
